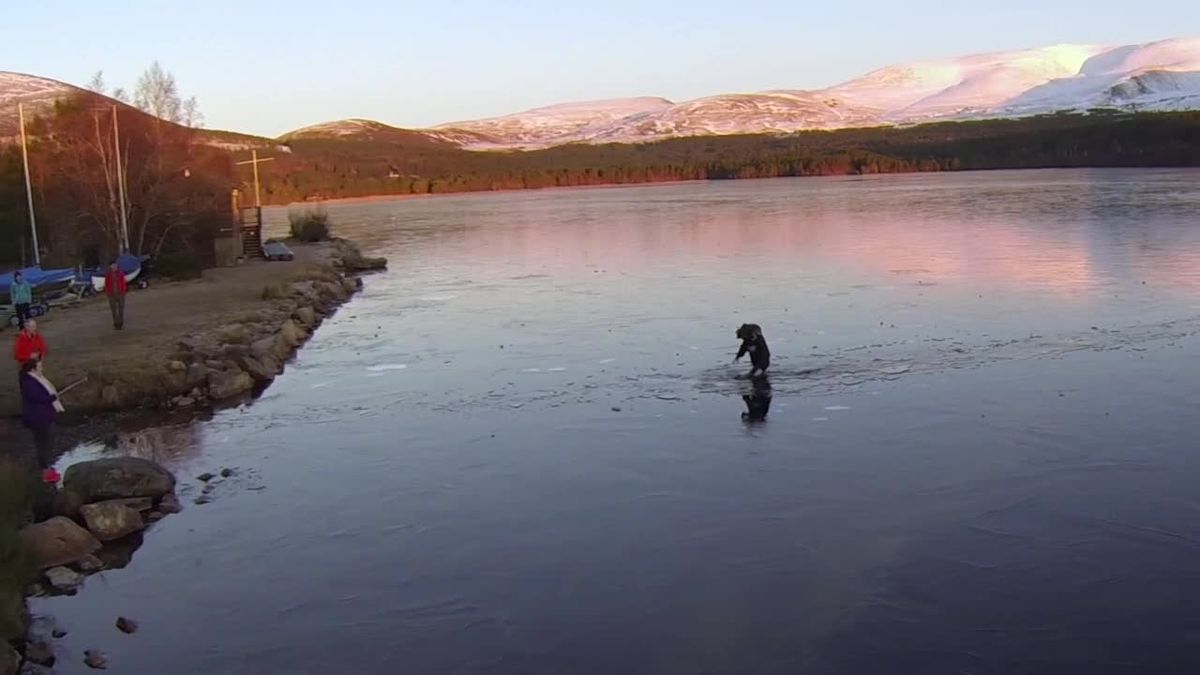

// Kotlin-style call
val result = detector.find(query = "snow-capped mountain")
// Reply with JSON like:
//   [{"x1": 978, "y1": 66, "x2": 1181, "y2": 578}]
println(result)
[{"x1": 422, "y1": 37, "x2": 1200, "y2": 149}]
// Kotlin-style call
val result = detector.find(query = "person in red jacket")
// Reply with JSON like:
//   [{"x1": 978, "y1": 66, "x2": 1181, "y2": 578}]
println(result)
[
  {"x1": 105, "y1": 260, "x2": 128, "y2": 330},
  {"x1": 13, "y1": 318, "x2": 48, "y2": 364}
]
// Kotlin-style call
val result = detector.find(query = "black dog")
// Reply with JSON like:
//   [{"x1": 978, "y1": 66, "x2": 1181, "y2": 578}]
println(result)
[{"x1": 734, "y1": 323, "x2": 770, "y2": 376}]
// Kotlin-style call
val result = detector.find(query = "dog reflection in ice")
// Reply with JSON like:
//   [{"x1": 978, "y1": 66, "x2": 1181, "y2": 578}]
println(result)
[{"x1": 741, "y1": 376, "x2": 772, "y2": 423}]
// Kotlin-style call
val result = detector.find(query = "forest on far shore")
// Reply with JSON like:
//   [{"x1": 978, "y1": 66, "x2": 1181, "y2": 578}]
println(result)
[{"x1": 260, "y1": 110, "x2": 1200, "y2": 203}]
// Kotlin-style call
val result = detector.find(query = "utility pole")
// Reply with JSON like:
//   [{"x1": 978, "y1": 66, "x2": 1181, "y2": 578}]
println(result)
[
  {"x1": 236, "y1": 149, "x2": 275, "y2": 207},
  {"x1": 18, "y1": 103, "x2": 40, "y2": 267}
]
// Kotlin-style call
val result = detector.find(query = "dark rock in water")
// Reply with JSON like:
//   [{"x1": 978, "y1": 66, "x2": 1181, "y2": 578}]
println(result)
[
  {"x1": 52, "y1": 629, "x2": 67, "y2": 639},
  {"x1": 63, "y1": 458, "x2": 176, "y2": 503},
  {"x1": 201, "y1": 484, "x2": 215, "y2": 495},
  {"x1": 19, "y1": 517, "x2": 102, "y2": 569},
  {"x1": 80, "y1": 501, "x2": 146, "y2": 542},
  {"x1": 115, "y1": 617, "x2": 138, "y2": 634},
  {"x1": 193, "y1": 495, "x2": 212, "y2": 505},
  {"x1": 25, "y1": 641, "x2": 54, "y2": 667},
  {"x1": 44, "y1": 567, "x2": 84, "y2": 593},
  {"x1": 220, "y1": 468, "x2": 235, "y2": 478},
  {"x1": 83, "y1": 650, "x2": 108, "y2": 669},
  {"x1": 196, "y1": 473, "x2": 215, "y2": 482},
  {"x1": 76, "y1": 554, "x2": 105, "y2": 573},
  {"x1": 156, "y1": 493, "x2": 182, "y2": 515}
]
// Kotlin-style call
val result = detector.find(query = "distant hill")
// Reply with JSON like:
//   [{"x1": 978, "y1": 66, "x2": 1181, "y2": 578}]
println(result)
[{"x1": 0, "y1": 70, "x2": 275, "y2": 151}]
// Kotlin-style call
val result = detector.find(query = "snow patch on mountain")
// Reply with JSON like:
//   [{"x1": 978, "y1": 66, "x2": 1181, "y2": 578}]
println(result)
[{"x1": 428, "y1": 37, "x2": 1200, "y2": 149}]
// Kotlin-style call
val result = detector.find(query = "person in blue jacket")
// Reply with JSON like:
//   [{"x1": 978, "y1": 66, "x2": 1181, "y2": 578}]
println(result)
[{"x1": 10, "y1": 270, "x2": 33, "y2": 329}]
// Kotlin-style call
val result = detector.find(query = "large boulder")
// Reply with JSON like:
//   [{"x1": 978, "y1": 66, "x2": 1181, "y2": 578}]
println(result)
[
  {"x1": 79, "y1": 501, "x2": 147, "y2": 542},
  {"x1": 18, "y1": 517, "x2": 102, "y2": 569},
  {"x1": 62, "y1": 458, "x2": 176, "y2": 503},
  {"x1": 207, "y1": 369, "x2": 253, "y2": 400}
]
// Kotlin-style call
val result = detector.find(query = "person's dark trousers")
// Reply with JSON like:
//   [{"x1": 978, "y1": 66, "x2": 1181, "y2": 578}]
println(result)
[
  {"x1": 15, "y1": 302, "x2": 30, "y2": 329},
  {"x1": 31, "y1": 424, "x2": 53, "y2": 468},
  {"x1": 108, "y1": 294, "x2": 125, "y2": 329}
]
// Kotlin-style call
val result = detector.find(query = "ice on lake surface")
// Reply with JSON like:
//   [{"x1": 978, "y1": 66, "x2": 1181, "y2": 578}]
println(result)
[{"x1": 41, "y1": 169, "x2": 1200, "y2": 675}]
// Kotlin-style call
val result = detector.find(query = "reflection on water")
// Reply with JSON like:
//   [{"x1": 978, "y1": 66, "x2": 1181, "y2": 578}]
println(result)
[
  {"x1": 741, "y1": 376, "x2": 772, "y2": 423},
  {"x1": 38, "y1": 170, "x2": 1200, "y2": 675}
]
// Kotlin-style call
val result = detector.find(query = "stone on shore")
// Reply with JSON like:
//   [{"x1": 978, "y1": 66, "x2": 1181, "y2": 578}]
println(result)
[
  {"x1": 278, "y1": 319, "x2": 308, "y2": 349},
  {"x1": 295, "y1": 305, "x2": 317, "y2": 327},
  {"x1": 156, "y1": 493, "x2": 183, "y2": 514},
  {"x1": 240, "y1": 354, "x2": 279, "y2": 384},
  {"x1": 19, "y1": 517, "x2": 102, "y2": 569},
  {"x1": 62, "y1": 458, "x2": 176, "y2": 503},
  {"x1": 185, "y1": 363, "x2": 208, "y2": 388},
  {"x1": 115, "y1": 617, "x2": 138, "y2": 634},
  {"x1": 79, "y1": 501, "x2": 147, "y2": 542},
  {"x1": 207, "y1": 369, "x2": 253, "y2": 400},
  {"x1": 44, "y1": 567, "x2": 84, "y2": 593}
]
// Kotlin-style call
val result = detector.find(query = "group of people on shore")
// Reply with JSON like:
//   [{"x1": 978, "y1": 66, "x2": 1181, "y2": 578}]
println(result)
[{"x1": 10, "y1": 261, "x2": 131, "y2": 483}]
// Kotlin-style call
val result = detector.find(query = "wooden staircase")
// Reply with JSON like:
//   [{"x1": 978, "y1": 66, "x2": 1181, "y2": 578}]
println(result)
[{"x1": 238, "y1": 206, "x2": 265, "y2": 259}]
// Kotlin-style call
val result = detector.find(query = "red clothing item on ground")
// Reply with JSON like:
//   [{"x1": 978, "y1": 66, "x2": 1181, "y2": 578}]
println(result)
[
  {"x1": 105, "y1": 267, "x2": 128, "y2": 296},
  {"x1": 13, "y1": 330, "x2": 48, "y2": 364}
]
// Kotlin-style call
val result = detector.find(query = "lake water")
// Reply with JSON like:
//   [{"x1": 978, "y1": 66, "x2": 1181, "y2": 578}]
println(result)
[{"x1": 35, "y1": 169, "x2": 1200, "y2": 674}]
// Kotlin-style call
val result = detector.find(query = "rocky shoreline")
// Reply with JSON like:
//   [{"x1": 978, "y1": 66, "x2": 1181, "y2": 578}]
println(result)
[
  {"x1": 1, "y1": 237, "x2": 387, "y2": 673},
  {"x1": 64, "y1": 238, "x2": 386, "y2": 415}
]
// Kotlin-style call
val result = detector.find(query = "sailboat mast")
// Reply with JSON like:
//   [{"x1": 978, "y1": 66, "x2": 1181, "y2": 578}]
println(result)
[
  {"x1": 112, "y1": 105, "x2": 130, "y2": 252},
  {"x1": 18, "y1": 103, "x2": 40, "y2": 267}
]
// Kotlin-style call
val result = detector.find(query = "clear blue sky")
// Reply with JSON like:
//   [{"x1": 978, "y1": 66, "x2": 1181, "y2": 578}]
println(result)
[{"x1": 6, "y1": 0, "x2": 1196, "y2": 137}]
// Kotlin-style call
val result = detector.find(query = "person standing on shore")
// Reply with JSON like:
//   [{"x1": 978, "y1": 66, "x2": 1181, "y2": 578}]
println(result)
[
  {"x1": 13, "y1": 318, "x2": 48, "y2": 364},
  {"x1": 10, "y1": 270, "x2": 33, "y2": 329},
  {"x1": 19, "y1": 358, "x2": 63, "y2": 482},
  {"x1": 105, "y1": 260, "x2": 128, "y2": 330}
]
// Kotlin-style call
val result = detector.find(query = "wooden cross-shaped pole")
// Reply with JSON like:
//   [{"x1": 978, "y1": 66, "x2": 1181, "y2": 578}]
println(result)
[{"x1": 235, "y1": 149, "x2": 275, "y2": 208}]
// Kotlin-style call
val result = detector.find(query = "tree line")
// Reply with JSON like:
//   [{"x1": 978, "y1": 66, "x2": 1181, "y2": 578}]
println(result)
[
  {"x1": 0, "y1": 64, "x2": 229, "y2": 268},
  {"x1": 251, "y1": 111, "x2": 1200, "y2": 204}
]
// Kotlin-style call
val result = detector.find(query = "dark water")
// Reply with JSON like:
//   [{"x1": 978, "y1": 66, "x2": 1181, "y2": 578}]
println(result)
[{"x1": 35, "y1": 170, "x2": 1200, "y2": 674}]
